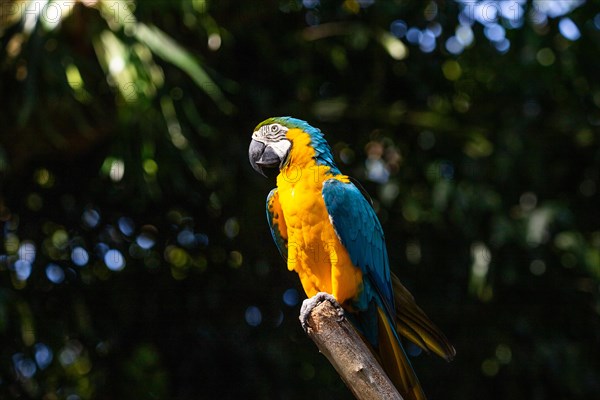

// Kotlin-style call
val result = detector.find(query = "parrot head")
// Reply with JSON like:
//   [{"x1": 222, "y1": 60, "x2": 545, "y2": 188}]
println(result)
[
  {"x1": 248, "y1": 117, "x2": 292, "y2": 178},
  {"x1": 249, "y1": 117, "x2": 340, "y2": 178}
]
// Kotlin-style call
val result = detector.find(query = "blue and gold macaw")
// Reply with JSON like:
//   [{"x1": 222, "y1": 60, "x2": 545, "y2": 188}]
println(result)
[{"x1": 249, "y1": 117, "x2": 455, "y2": 400}]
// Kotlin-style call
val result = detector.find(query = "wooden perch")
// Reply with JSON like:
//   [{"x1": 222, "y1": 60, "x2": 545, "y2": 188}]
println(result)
[{"x1": 301, "y1": 298, "x2": 403, "y2": 400}]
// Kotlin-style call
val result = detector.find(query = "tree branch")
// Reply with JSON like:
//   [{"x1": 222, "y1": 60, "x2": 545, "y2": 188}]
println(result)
[{"x1": 301, "y1": 298, "x2": 403, "y2": 400}]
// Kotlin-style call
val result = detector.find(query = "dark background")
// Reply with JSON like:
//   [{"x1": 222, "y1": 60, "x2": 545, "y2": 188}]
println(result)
[{"x1": 1, "y1": 0, "x2": 600, "y2": 399}]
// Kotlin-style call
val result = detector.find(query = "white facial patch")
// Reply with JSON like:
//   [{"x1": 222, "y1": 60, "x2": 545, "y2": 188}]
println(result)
[
  {"x1": 252, "y1": 123, "x2": 291, "y2": 167},
  {"x1": 269, "y1": 139, "x2": 292, "y2": 162},
  {"x1": 252, "y1": 123, "x2": 289, "y2": 144}
]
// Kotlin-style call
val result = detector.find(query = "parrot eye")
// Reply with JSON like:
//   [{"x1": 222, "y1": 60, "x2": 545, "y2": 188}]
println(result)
[{"x1": 254, "y1": 122, "x2": 287, "y2": 142}]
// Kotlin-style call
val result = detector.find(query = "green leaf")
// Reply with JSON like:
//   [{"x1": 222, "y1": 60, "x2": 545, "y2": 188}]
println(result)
[{"x1": 134, "y1": 23, "x2": 233, "y2": 114}]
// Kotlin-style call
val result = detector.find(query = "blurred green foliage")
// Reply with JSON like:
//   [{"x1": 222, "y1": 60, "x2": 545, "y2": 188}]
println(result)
[{"x1": 1, "y1": 0, "x2": 600, "y2": 399}]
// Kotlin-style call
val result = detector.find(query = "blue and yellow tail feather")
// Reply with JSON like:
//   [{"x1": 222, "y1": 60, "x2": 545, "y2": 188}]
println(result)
[
  {"x1": 376, "y1": 306, "x2": 427, "y2": 400},
  {"x1": 392, "y1": 273, "x2": 456, "y2": 361},
  {"x1": 368, "y1": 274, "x2": 455, "y2": 400}
]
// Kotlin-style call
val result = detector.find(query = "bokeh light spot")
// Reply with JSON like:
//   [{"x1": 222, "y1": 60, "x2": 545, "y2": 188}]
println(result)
[
  {"x1": 165, "y1": 246, "x2": 189, "y2": 267},
  {"x1": 274, "y1": 310, "x2": 284, "y2": 327},
  {"x1": 402, "y1": 203, "x2": 420, "y2": 223},
  {"x1": 18, "y1": 241, "x2": 36, "y2": 263},
  {"x1": 366, "y1": 159, "x2": 389, "y2": 184},
  {"x1": 52, "y1": 229, "x2": 69, "y2": 249},
  {"x1": 207, "y1": 33, "x2": 222, "y2": 51},
  {"x1": 245, "y1": 306, "x2": 262, "y2": 327},
  {"x1": 339, "y1": 147, "x2": 355, "y2": 164},
  {"x1": 224, "y1": 217, "x2": 240, "y2": 239},
  {"x1": 440, "y1": 161, "x2": 455, "y2": 180},
  {"x1": 34, "y1": 343, "x2": 53, "y2": 370},
  {"x1": 46, "y1": 263, "x2": 65, "y2": 283},
  {"x1": 303, "y1": 0, "x2": 320, "y2": 9},
  {"x1": 496, "y1": 344, "x2": 512, "y2": 364},
  {"x1": 229, "y1": 250, "x2": 243, "y2": 268},
  {"x1": 442, "y1": 60, "x2": 462, "y2": 81},
  {"x1": 143, "y1": 159, "x2": 158, "y2": 176},
  {"x1": 530, "y1": 259, "x2": 546, "y2": 276},
  {"x1": 109, "y1": 159, "x2": 125, "y2": 182},
  {"x1": 26, "y1": 193, "x2": 43, "y2": 211},
  {"x1": 196, "y1": 233, "x2": 209, "y2": 246},
  {"x1": 494, "y1": 38, "x2": 511, "y2": 53},
  {"x1": 390, "y1": 19, "x2": 407, "y2": 38},
  {"x1": 520, "y1": 192, "x2": 538, "y2": 212},
  {"x1": 406, "y1": 27, "x2": 422, "y2": 44},
  {"x1": 81, "y1": 208, "x2": 100, "y2": 228},
  {"x1": 109, "y1": 56, "x2": 125, "y2": 74},
  {"x1": 71, "y1": 246, "x2": 89, "y2": 267},
  {"x1": 484, "y1": 23, "x2": 505, "y2": 42},
  {"x1": 305, "y1": 11, "x2": 320, "y2": 26},
  {"x1": 455, "y1": 25, "x2": 474, "y2": 46},
  {"x1": 13, "y1": 354, "x2": 37, "y2": 379},
  {"x1": 536, "y1": 48, "x2": 555, "y2": 66},
  {"x1": 558, "y1": 17, "x2": 580, "y2": 41},
  {"x1": 59, "y1": 343, "x2": 80, "y2": 367},
  {"x1": 428, "y1": 22, "x2": 442, "y2": 37},
  {"x1": 594, "y1": 13, "x2": 600, "y2": 30},
  {"x1": 445, "y1": 36, "x2": 464, "y2": 55},
  {"x1": 419, "y1": 29, "x2": 436, "y2": 53},
  {"x1": 424, "y1": 1, "x2": 438, "y2": 21},
  {"x1": 104, "y1": 249, "x2": 125, "y2": 271},
  {"x1": 118, "y1": 217, "x2": 135, "y2": 236},
  {"x1": 381, "y1": 182, "x2": 400, "y2": 205},
  {"x1": 34, "y1": 168, "x2": 55, "y2": 188},
  {"x1": 15, "y1": 259, "x2": 32, "y2": 281},
  {"x1": 482, "y1": 358, "x2": 500, "y2": 377},
  {"x1": 471, "y1": 242, "x2": 491, "y2": 278},
  {"x1": 406, "y1": 342, "x2": 423, "y2": 357},
  {"x1": 177, "y1": 229, "x2": 196, "y2": 248},
  {"x1": 533, "y1": 0, "x2": 585, "y2": 18},
  {"x1": 5, "y1": 233, "x2": 19, "y2": 253},
  {"x1": 136, "y1": 233, "x2": 156, "y2": 249},
  {"x1": 381, "y1": 34, "x2": 407, "y2": 60},
  {"x1": 283, "y1": 288, "x2": 299, "y2": 307},
  {"x1": 406, "y1": 240, "x2": 422, "y2": 264}
]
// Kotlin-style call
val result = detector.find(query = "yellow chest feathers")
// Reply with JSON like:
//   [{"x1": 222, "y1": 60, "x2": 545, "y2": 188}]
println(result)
[{"x1": 275, "y1": 131, "x2": 360, "y2": 302}]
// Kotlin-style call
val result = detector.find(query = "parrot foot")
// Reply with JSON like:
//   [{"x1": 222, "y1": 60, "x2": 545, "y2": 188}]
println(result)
[{"x1": 299, "y1": 292, "x2": 344, "y2": 332}]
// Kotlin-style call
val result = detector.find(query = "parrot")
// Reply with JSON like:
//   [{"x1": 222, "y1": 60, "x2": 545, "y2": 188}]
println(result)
[{"x1": 249, "y1": 117, "x2": 455, "y2": 400}]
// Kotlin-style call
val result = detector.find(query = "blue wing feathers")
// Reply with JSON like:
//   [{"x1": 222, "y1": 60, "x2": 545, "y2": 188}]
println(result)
[{"x1": 322, "y1": 179, "x2": 394, "y2": 316}]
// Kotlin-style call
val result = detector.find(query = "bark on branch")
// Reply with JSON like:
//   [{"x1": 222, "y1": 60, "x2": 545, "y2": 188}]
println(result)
[{"x1": 301, "y1": 298, "x2": 403, "y2": 400}]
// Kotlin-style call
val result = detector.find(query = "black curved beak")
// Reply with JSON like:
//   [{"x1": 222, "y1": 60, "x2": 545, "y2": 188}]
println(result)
[{"x1": 249, "y1": 139, "x2": 282, "y2": 178}]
